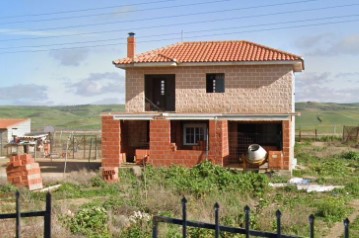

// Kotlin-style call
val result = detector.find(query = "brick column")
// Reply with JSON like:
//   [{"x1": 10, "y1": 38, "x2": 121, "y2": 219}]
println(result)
[
  {"x1": 101, "y1": 115, "x2": 122, "y2": 182},
  {"x1": 208, "y1": 120, "x2": 229, "y2": 166},
  {"x1": 6, "y1": 154, "x2": 43, "y2": 190},
  {"x1": 149, "y1": 119, "x2": 171, "y2": 165},
  {"x1": 282, "y1": 120, "x2": 291, "y2": 170}
]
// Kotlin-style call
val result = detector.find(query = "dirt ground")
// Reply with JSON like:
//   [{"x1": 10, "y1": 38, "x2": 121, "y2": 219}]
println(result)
[{"x1": 0, "y1": 156, "x2": 101, "y2": 181}]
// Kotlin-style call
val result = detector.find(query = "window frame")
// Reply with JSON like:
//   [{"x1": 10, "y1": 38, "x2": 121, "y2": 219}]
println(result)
[
  {"x1": 183, "y1": 123, "x2": 207, "y2": 146},
  {"x1": 206, "y1": 73, "x2": 225, "y2": 93}
]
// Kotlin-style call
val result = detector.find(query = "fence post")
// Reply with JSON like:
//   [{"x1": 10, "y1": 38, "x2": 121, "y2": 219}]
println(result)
[
  {"x1": 276, "y1": 210, "x2": 281, "y2": 238},
  {"x1": 16, "y1": 191, "x2": 21, "y2": 238},
  {"x1": 299, "y1": 130, "x2": 302, "y2": 142},
  {"x1": 152, "y1": 217, "x2": 159, "y2": 238},
  {"x1": 44, "y1": 192, "x2": 52, "y2": 238},
  {"x1": 244, "y1": 205, "x2": 250, "y2": 238},
  {"x1": 182, "y1": 197, "x2": 187, "y2": 238},
  {"x1": 315, "y1": 129, "x2": 318, "y2": 140},
  {"x1": 344, "y1": 218, "x2": 350, "y2": 238},
  {"x1": 214, "y1": 203, "x2": 220, "y2": 238},
  {"x1": 309, "y1": 214, "x2": 314, "y2": 238}
]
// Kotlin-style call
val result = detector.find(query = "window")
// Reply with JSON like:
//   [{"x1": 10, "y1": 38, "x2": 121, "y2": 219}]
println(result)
[
  {"x1": 206, "y1": 73, "x2": 224, "y2": 93},
  {"x1": 183, "y1": 123, "x2": 207, "y2": 145}
]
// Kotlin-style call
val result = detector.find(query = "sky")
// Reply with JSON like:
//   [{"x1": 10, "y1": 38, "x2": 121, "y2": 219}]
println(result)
[{"x1": 0, "y1": 0, "x2": 358, "y2": 105}]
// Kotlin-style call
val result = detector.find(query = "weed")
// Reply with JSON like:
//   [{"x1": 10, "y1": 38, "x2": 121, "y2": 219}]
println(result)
[
  {"x1": 316, "y1": 197, "x2": 351, "y2": 223},
  {"x1": 61, "y1": 205, "x2": 111, "y2": 237},
  {"x1": 340, "y1": 151, "x2": 359, "y2": 161}
]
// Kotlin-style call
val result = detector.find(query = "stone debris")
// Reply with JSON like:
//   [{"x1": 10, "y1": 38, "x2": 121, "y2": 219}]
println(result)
[{"x1": 269, "y1": 177, "x2": 344, "y2": 193}]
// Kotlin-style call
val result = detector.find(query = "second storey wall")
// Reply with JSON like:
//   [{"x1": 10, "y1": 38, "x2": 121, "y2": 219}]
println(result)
[{"x1": 125, "y1": 65, "x2": 294, "y2": 113}]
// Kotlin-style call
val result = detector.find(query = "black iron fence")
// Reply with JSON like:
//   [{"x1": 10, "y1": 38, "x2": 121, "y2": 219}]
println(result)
[
  {"x1": 152, "y1": 197, "x2": 351, "y2": 238},
  {"x1": 0, "y1": 191, "x2": 52, "y2": 238}
]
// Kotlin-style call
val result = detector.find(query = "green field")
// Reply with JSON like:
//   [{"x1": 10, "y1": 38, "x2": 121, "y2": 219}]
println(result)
[
  {"x1": 296, "y1": 102, "x2": 359, "y2": 133},
  {"x1": 0, "y1": 102, "x2": 358, "y2": 133},
  {"x1": 0, "y1": 104, "x2": 124, "y2": 131}
]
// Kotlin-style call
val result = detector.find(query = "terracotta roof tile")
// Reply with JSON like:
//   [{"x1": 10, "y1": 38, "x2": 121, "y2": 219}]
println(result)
[
  {"x1": 113, "y1": 40, "x2": 302, "y2": 65},
  {"x1": 0, "y1": 119, "x2": 28, "y2": 129}
]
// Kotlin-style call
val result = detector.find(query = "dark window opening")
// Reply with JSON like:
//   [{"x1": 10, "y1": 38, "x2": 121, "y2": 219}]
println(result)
[
  {"x1": 206, "y1": 73, "x2": 225, "y2": 93},
  {"x1": 234, "y1": 122, "x2": 282, "y2": 157},
  {"x1": 145, "y1": 75, "x2": 175, "y2": 111}
]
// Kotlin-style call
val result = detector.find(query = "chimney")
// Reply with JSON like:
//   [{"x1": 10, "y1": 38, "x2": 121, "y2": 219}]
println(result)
[{"x1": 127, "y1": 32, "x2": 136, "y2": 59}]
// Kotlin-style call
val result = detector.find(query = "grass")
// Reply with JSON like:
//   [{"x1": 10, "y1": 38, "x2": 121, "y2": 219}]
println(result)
[
  {"x1": 0, "y1": 104, "x2": 124, "y2": 130},
  {"x1": 0, "y1": 102, "x2": 358, "y2": 132},
  {"x1": 296, "y1": 102, "x2": 359, "y2": 133},
  {"x1": 1, "y1": 142, "x2": 358, "y2": 237}
]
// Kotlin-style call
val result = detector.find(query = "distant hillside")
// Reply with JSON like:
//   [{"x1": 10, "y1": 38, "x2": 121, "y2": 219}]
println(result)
[
  {"x1": 296, "y1": 102, "x2": 359, "y2": 133},
  {"x1": 0, "y1": 103, "x2": 357, "y2": 133},
  {"x1": 0, "y1": 104, "x2": 124, "y2": 131}
]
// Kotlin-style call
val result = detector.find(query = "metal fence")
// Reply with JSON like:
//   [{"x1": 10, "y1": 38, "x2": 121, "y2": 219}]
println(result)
[
  {"x1": 50, "y1": 130, "x2": 101, "y2": 160},
  {"x1": 153, "y1": 197, "x2": 351, "y2": 238},
  {"x1": 0, "y1": 191, "x2": 52, "y2": 238}
]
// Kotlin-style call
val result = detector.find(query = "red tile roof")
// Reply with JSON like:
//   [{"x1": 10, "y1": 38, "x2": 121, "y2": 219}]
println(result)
[
  {"x1": 0, "y1": 119, "x2": 28, "y2": 129},
  {"x1": 113, "y1": 40, "x2": 303, "y2": 66}
]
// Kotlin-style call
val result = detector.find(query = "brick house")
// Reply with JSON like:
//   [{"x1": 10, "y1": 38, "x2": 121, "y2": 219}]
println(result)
[{"x1": 102, "y1": 33, "x2": 304, "y2": 173}]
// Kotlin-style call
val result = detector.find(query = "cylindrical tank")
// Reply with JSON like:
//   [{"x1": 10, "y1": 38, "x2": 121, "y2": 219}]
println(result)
[{"x1": 247, "y1": 144, "x2": 267, "y2": 164}]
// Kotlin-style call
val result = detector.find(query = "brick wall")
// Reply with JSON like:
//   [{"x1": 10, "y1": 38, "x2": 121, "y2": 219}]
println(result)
[
  {"x1": 125, "y1": 65, "x2": 294, "y2": 113},
  {"x1": 147, "y1": 119, "x2": 228, "y2": 167},
  {"x1": 282, "y1": 120, "x2": 292, "y2": 170},
  {"x1": 101, "y1": 115, "x2": 122, "y2": 169}
]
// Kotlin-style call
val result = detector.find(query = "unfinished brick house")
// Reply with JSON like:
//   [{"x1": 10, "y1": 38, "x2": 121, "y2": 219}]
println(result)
[{"x1": 102, "y1": 33, "x2": 304, "y2": 173}]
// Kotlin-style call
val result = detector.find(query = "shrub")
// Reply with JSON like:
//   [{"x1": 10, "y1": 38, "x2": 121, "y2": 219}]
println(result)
[
  {"x1": 62, "y1": 206, "x2": 111, "y2": 237},
  {"x1": 341, "y1": 151, "x2": 359, "y2": 161},
  {"x1": 316, "y1": 197, "x2": 350, "y2": 223},
  {"x1": 161, "y1": 160, "x2": 269, "y2": 197}
]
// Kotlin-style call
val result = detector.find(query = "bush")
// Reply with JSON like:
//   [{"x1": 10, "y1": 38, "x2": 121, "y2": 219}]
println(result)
[
  {"x1": 316, "y1": 197, "x2": 350, "y2": 223},
  {"x1": 62, "y1": 206, "x2": 111, "y2": 237},
  {"x1": 161, "y1": 160, "x2": 269, "y2": 197},
  {"x1": 341, "y1": 151, "x2": 359, "y2": 161}
]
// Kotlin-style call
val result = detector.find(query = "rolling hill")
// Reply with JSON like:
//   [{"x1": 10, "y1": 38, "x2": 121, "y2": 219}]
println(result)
[{"x1": 0, "y1": 103, "x2": 357, "y2": 133}]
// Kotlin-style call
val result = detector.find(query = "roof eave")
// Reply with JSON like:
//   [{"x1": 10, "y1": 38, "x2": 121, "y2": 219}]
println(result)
[{"x1": 115, "y1": 60, "x2": 304, "y2": 71}]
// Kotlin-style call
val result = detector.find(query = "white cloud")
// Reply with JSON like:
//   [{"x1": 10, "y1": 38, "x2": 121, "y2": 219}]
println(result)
[
  {"x1": 296, "y1": 34, "x2": 359, "y2": 56},
  {"x1": 0, "y1": 84, "x2": 49, "y2": 105},
  {"x1": 49, "y1": 48, "x2": 89, "y2": 66},
  {"x1": 296, "y1": 72, "x2": 358, "y2": 103},
  {"x1": 66, "y1": 72, "x2": 124, "y2": 96}
]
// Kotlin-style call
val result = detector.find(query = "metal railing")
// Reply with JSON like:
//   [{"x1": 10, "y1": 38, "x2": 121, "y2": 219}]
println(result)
[
  {"x1": 152, "y1": 197, "x2": 351, "y2": 238},
  {"x1": 0, "y1": 191, "x2": 52, "y2": 238}
]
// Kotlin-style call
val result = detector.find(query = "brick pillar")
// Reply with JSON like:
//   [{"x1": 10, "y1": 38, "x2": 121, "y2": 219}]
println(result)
[
  {"x1": 101, "y1": 115, "x2": 122, "y2": 182},
  {"x1": 6, "y1": 154, "x2": 43, "y2": 190},
  {"x1": 282, "y1": 120, "x2": 291, "y2": 170},
  {"x1": 149, "y1": 119, "x2": 171, "y2": 165},
  {"x1": 208, "y1": 120, "x2": 229, "y2": 166}
]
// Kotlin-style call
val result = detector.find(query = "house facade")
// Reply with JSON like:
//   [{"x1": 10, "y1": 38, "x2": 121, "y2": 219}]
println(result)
[
  {"x1": 0, "y1": 118, "x2": 31, "y2": 156},
  {"x1": 101, "y1": 33, "x2": 304, "y2": 175}
]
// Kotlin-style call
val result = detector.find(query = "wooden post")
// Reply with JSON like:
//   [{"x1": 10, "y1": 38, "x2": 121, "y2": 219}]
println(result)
[
  {"x1": 83, "y1": 136, "x2": 86, "y2": 160},
  {"x1": 299, "y1": 130, "x2": 302, "y2": 142},
  {"x1": 315, "y1": 129, "x2": 318, "y2": 140},
  {"x1": 88, "y1": 137, "x2": 93, "y2": 162}
]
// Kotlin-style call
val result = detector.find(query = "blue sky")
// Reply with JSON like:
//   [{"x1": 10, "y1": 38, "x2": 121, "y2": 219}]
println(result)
[{"x1": 0, "y1": 0, "x2": 358, "y2": 105}]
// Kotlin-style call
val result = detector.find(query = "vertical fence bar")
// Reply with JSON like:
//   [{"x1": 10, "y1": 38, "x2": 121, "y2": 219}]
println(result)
[
  {"x1": 15, "y1": 191, "x2": 21, "y2": 238},
  {"x1": 182, "y1": 197, "x2": 187, "y2": 238},
  {"x1": 44, "y1": 192, "x2": 52, "y2": 238},
  {"x1": 244, "y1": 205, "x2": 250, "y2": 238},
  {"x1": 276, "y1": 210, "x2": 282, "y2": 238},
  {"x1": 344, "y1": 218, "x2": 350, "y2": 238},
  {"x1": 309, "y1": 214, "x2": 315, "y2": 238},
  {"x1": 152, "y1": 218, "x2": 158, "y2": 238},
  {"x1": 214, "y1": 203, "x2": 220, "y2": 238}
]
